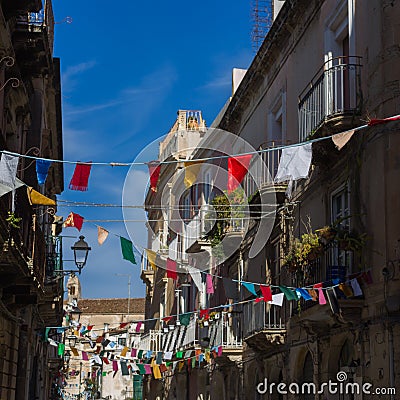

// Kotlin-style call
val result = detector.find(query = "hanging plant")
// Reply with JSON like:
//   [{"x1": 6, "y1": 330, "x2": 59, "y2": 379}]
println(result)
[
  {"x1": 6, "y1": 211, "x2": 22, "y2": 229},
  {"x1": 336, "y1": 229, "x2": 367, "y2": 252}
]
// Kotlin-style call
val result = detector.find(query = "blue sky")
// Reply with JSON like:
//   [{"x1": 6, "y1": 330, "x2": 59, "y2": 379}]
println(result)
[{"x1": 53, "y1": 1, "x2": 253, "y2": 299}]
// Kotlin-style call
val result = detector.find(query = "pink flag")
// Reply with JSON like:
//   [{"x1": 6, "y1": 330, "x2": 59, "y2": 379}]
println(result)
[
  {"x1": 112, "y1": 360, "x2": 118, "y2": 371},
  {"x1": 131, "y1": 348, "x2": 137, "y2": 358},
  {"x1": 217, "y1": 346, "x2": 223, "y2": 357},
  {"x1": 135, "y1": 321, "x2": 142, "y2": 333},
  {"x1": 206, "y1": 274, "x2": 214, "y2": 294},
  {"x1": 313, "y1": 283, "x2": 326, "y2": 305},
  {"x1": 82, "y1": 351, "x2": 88, "y2": 361},
  {"x1": 227, "y1": 154, "x2": 252, "y2": 193},
  {"x1": 144, "y1": 364, "x2": 152, "y2": 374}
]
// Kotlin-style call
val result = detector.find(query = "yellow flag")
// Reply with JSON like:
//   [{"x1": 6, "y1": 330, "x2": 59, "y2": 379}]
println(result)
[
  {"x1": 184, "y1": 161, "x2": 203, "y2": 188},
  {"x1": 70, "y1": 347, "x2": 79, "y2": 357},
  {"x1": 153, "y1": 364, "x2": 162, "y2": 379},
  {"x1": 178, "y1": 361, "x2": 185, "y2": 372},
  {"x1": 205, "y1": 350, "x2": 211, "y2": 363},
  {"x1": 27, "y1": 187, "x2": 55, "y2": 206},
  {"x1": 146, "y1": 249, "x2": 157, "y2": 271},
  {"x1": 120, "y1": 346, "x2": 129, "y2": 357}
]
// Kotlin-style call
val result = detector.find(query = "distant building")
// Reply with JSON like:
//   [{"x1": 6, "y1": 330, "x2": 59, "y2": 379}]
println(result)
[{"x1": 62, "y1": 275, "x2": 145, "y2": 400}]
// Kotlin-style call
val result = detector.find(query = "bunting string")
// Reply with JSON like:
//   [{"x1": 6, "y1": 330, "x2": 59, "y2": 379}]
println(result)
[{"x1": 0, "y1": 120, "x2": 386, "y2": 167}]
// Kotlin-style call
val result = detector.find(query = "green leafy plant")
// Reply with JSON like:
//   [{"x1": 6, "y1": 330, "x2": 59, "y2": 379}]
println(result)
[{"x1": 6, "y1": 211, "x2": 22, "y2": 229}]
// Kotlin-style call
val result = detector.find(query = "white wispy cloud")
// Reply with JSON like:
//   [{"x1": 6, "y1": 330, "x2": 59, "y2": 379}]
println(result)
[{"x1": 62, "y1": 61, "x2": 97, "y2": 92}]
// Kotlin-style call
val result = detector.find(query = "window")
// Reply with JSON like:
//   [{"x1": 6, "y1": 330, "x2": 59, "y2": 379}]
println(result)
[
  {"x1": 330, "y1": 186, "x2": 352, "y2": 274},
  {"x1": 183, "y1": 193, "x2": 190, "y2": 221},
  {"x1": 118, "y1": 337, "x2": 126, "y2": 347}
]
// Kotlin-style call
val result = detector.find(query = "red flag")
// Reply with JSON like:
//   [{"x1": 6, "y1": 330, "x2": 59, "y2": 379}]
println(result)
[
  {"x1": 63, "y1": 212, "x2": 84, "y2": 231},
  {"x1": 368, "y1": 115, "x2": 400, "y2": 126},
  {"x1": 260, "y1": 285, "x2": 272, "y2": 302},
  {"x1": 119, "y1": 322, "x2": 129, "y2": 329},
  {"x1": 162, "y1": 316, "x2": 173, "y2": 324},
  {"x1": 199, "y1": 309, "x2": 209, "y2": 319},
  {"x1": 255, "y1": 297, "x2": 263, "y2": 303},
  {"x1": 69, "y1": 162, "x2": 92, "y2": 191},
  {"x1": 148, "y1": 161, "x2": 161, "y2": 192},
  {"x1": 227, "y1": 155, "x2": 252, "y2": 192},
  {"x1": 166, "y1": 258, "x2": 177, "y2": 280}
]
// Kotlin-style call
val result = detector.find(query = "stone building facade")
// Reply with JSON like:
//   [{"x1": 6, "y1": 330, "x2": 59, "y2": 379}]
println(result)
[
  {"x1": 140, "y1": 0, "x2": 400, "y2": 399},
  {"x1": 0, "y1": 1, "x2": 64, "y2": 399}
]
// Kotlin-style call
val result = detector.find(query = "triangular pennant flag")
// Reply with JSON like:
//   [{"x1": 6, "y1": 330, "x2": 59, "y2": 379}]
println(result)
[
  {"x1": 162, "y1": 316, "x2": 172, "y2": 324},
  {"x1": 260, "y1": 285, "x2": 272, "y2": 302},
  {"x1": 120, "y1": 346, "x2": 129, "y2": 357},
  {"x1": 350, "y1": 278, "x2": 363, "y2": 296},
  {"x1": 278, "y1": 285, "x2": 298, "y2": 301},
  {"x1": 57, "y1": 343, "x2": 65, "y2": 356},
  {"x1": 147, "y1": 161, "x2": 161, "y2": 192},
  {"x1": 227, "y1": 154, "x2": 252, "y2": 192},
  {"x1": 146, "y1": 249, "x2": 157, "y2": 271},
  {"x1": 338, "y1": 283, "x2": 353, "y2": 298},
  {"x1": 166, "y1": 258, "x2": 177, "y2": 280},
  {"x1": 296, "y1": 288, "x2": 313, "y2": 301},
  {"x1": 368, "y1": 115, "x2": 400, "y2": 126},
  {"x1": 120, "y1": 361, "x2": 129, "y2": 376},
  {"x1": 332, "y1": 129, "x2": 356, "y2": 150},
  {"x1": 119, "y1": 322, "x2": 129, "y2": 329},
  {"x1": 307, "y1": 289, "x2": 318, "y2": 301},
  {"x1": 35, "y1": 159, "x2": 51, "y2": 185},
  {"x1": 27, "y1": 187, "x2": 55, "y2": 206},
  {"x1": 70, "y1": 347, "x2": 79, "y2": 357},
  {"x1": 120, "y1": 237, "x2": 136, "y2": 264},
  {"x1": 63, "y1": 212, "x2": 84, "y2": 231},
  {"x1": 69, "y1": 162, "x2": 92, "y2": 191},
  {"x1": 241, "y1": 281, "x2": 257, "y2": 296},
  {"x1": 183, "y1": 161, "x2": 203, "y2": 188},
  {"x1": 164, "y1": 351, "x2": 173, "y2": 360},
  {"x1": 206, "y1": 274, "x2": 214, "y2": 294},
  {"x1": 153, "y1": 364, "x2": 162, "y2": 379},
  {"x1": 268, "y1": 293, "x2": 285, "y2": 307},
  {"x1": 187, "y1": 267, "x2": 201, "y2": 291},
  {"x1": 0, "y1": 177, "x2": 24, "y2": 198},
  {"x1": 135, "y1": 321, "x2": 142, "y2": 333},
  {"x1": 313, "y1": 283, "x2": 327, "y2": 305},
  {"x1": 97, "y1": 226, "x2": 109, "y2": 245},
  {"x1": 179, "y1": 313, "x2": 191, "y2": 326},
  {"x1": 0, "y1": 154, "x2": 19, "y2": 188}
]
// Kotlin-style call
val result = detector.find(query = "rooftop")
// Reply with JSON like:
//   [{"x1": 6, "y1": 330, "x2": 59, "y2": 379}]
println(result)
[{"x1": 74, "y1": 298, "x2": 145, "y2": 315}]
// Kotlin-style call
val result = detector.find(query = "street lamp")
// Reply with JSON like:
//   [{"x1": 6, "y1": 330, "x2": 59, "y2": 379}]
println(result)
[
  {"x1": 71, "y1": 236, "x2": 91, "y2": 274},
  {"x1": 64, "y1": 350, "x2": 71, "y2": 364}
]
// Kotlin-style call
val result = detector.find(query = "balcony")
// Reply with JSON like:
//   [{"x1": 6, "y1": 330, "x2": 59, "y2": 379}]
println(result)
[
  {"x1": 298, "y1": 56, "x2": 362, "y2": 142},
  {"x1": 242, "y1": 301, "x2": 286, "y2": 352},
  {"x1": 243, "y1": 140, "x2": 289, "y2": 202},
  {"x1": 13, "y1": 0, "x2": 55, "y2": 73}
]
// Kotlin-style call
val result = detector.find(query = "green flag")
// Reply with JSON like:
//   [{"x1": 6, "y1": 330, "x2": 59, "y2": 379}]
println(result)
[
  {"x1": 57, "y1": 343, "x2": 65, "y2": 356},
  {"x1": 137, "y1": 364, "x2": 146, "y2": 374},
  {"x1": 120, "y1": 237, "x2": 136, "y2": 264},
  {"x1": 176, "y1": 351, "x2": 183, "y2": 359},
  {"x1": 179, "y1": 313, "x2": 191, "y2": 326},
  {"x1": 278, "y1": 285, "x2": 298, "y2": 301}
]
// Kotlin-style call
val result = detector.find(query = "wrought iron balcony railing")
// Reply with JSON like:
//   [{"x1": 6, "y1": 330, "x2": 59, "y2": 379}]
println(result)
[
  {"x1": 298, "y1": 56, "x2": 362, "y2": 141},
  {"x1": 242, "y1": 300, "x2": 286, "y2": 339}
]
